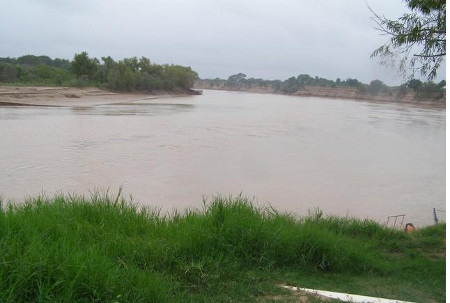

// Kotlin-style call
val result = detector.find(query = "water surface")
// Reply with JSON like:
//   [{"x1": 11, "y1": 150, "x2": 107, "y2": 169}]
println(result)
[{"x1": 0, "y1": 90, "x2": 445, "y2": 226}]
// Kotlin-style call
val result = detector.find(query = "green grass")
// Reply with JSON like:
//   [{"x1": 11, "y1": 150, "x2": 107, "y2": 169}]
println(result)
[{"x1": 0, "y1": 194, "x2": 445, "y2": 302}]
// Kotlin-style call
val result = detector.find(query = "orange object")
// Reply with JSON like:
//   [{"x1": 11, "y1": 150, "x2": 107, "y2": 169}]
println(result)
[{"x1": 405, "y1": 223, "x2": 415, "y2": 233}]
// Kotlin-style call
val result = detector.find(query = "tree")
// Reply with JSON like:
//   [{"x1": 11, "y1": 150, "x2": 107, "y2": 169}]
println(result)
[
  {"x1": 0, "y1": 63, "x2": 18, "y2": 82},
  {"x1": 138, "y1": 57, "x2": 151, "y2": 73},
  {"x1": 123, "y1": 57, "x2": 139, "y2": 72},
  {"x1": 343, "y1": 78, "x2": 361, "y2": 87},
  {"x1": 71, "y1": 52, "x2": 99, "y2": 80},
  {"x1": 123, "y1": 67, "x2": 134, "y2": 91},
  {"x1": 415, "y1": 81, "x2": 444, "y2": 99},
  {"x1": 279, "y1": 77, "x2": 300, "y2": 94},
  {"x1": 227, "y1": 73, "x2": 247, "y2": 87},
  {"x1": 297, "y1": 74, "x2": 314, "y2": 86},
  {"x1": 371, "y1": 0, "x2": 446, "y2": 81},
  {"x1": 406, "y1": 78, "x2": 423, "y2": 90},
  {"x1": 368, "y1": 79, "x2": 387, "y2": 93}
]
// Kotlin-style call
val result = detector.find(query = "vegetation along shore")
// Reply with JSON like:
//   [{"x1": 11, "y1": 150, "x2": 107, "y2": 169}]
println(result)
[
  {"x1": 0, "y1": 194, "x2": 445, "y2": 302},
  {"x1": 0, "y1": 54, "x2": 445, "y2": 107},
  {"x1": 0, "y1": 53, "x2": 199, "y2": 94},
  {"x1": 195, "y1": 73, "x2": 446, "y2": 107}
]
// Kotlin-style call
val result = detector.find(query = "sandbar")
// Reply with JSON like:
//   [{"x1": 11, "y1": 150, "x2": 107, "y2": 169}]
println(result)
[{"x1": 0, "y1": 86, "x2": 188, "y2": 107}]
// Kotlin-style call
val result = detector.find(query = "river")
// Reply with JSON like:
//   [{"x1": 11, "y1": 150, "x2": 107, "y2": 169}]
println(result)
[{"x1": 0, "y1": 90, "x2": 445, "y2": 226}]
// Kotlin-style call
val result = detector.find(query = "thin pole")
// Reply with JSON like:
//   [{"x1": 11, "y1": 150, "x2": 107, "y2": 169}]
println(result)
[{"x1": 433, "y1": 208, "x2": 438, "y2": 224}]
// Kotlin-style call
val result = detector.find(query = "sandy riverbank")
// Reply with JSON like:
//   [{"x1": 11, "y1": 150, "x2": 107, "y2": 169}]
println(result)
[{"x1": 0, "y1": 86, "x2": 190, "y2": 107}]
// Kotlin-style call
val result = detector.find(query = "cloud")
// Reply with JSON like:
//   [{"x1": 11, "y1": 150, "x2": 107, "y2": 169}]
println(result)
[{"x1": 0, "y1": 0, "x2": 445, "y2": 84}]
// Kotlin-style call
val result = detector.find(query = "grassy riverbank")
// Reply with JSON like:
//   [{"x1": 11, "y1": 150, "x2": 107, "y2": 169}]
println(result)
[{"x1": 0, "y1": 194, "x2": 445, "y2": 302}]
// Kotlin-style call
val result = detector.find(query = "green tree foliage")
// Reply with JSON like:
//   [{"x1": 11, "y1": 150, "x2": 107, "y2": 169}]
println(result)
[
  {"x1": 0, "y1": 53, "x2": 198, "y2": 92},
  {"x1": 1, "y1": 55, "x2": 71, "y2": 69},
  {"x1": 279, "y1": 77, "x2": 300, "y2": 93},
  {"x1": 226, "y1": 73, "x2": 247, "y2": 88},
  {"x1": 203, "y1": 73, "x2": 364, "y2": 93},
  {"x1": 297, "y1": 74, "x2": 315, "y2": 86},
  {"x1": 0, "y1": 62, "x2": 72, "y2": 85},
  {"x1": 123, "y1": 66, "x2": 134, "y2": 91},
  {"x1": 415, "y1": 82, "x2": 444, "y2": 99},
  {"x1": 219, "y1": 73, "x2": 338, "y2": 92},
  {"x1": 371, "y1": 0, "x2": 446, "y2": 80},
  {"x1": 368, "y1": 79, "x2": 388, "y2": 94},
  {"x1": 0, "y1": 64, "x2": 18, "y2": 82},
  {"x1": 340, "y1": 78, "x2": 361, "y2": 87},
  {"x1": 0, "y1": 55, "x2": 73, "y2": 85},
  {"x1": 199, "y1": 71, "x2": 443, "y2": 100},
  {"x1": 405, "y1": 78, "x2": 444, "y2": 98},
  {"x1": 102, "y1": 57, "x2": 198, "y2": 92},
  {"x1": 71, "y1": 52, "x2": 99, "y2": 80},
  {"x1": 406, "y1": 78, "x2": 423, "y2": 90}
]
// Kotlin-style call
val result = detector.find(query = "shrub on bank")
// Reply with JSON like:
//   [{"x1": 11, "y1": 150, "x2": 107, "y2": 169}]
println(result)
[{"x1": 0, "y1": 194, "x2": 445, "y2": 302}]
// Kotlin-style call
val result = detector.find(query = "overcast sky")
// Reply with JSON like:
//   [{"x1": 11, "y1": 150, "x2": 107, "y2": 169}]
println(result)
[{"x1": 1, "y1": 0, "x2": 446, "y2": 85}]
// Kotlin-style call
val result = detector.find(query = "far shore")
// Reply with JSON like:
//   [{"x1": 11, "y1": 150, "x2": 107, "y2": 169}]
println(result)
[
  {"x1": 0, "y1": 86, "x2": 194, "y2": 107},
  {"x1": 195, "y1": 84, "x2": 446, "y2": 108}
]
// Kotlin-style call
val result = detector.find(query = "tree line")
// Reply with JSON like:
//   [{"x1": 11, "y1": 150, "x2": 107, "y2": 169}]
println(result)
[
  {"x1": 199, "y1": 73, "x2": 445, "y2": 100},
  {"x1": 0, "y1": 52, "x2": 198, "y2": 92}
]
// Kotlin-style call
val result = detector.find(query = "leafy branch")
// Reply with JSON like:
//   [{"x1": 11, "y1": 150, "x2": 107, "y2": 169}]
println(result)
[{"x1": 370, "y1": 0, "x2": 446, "y2": 81}]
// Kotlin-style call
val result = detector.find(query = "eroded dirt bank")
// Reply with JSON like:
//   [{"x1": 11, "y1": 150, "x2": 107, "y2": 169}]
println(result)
[{"x1": 194, "y1": 82, "x2": 446, "y2": 108}]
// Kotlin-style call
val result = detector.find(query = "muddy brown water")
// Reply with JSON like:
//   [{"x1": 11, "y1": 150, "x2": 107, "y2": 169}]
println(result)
[{"x1": 0, "y1": 90, "x2": 445, "y2": 226}]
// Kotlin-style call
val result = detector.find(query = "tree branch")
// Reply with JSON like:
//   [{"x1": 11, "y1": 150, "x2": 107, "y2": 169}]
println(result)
[{"x1": 413, "y1": 53, "x2": 446, "y2": 57}]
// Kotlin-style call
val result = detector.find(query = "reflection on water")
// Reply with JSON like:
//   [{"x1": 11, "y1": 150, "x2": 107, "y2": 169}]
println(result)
[
  {"x1": 0, "y1": 91, "x2": 445, "y2": 226},
  {"x1": 70, "y1": 103, "x2": 195, "y2": 116}
]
